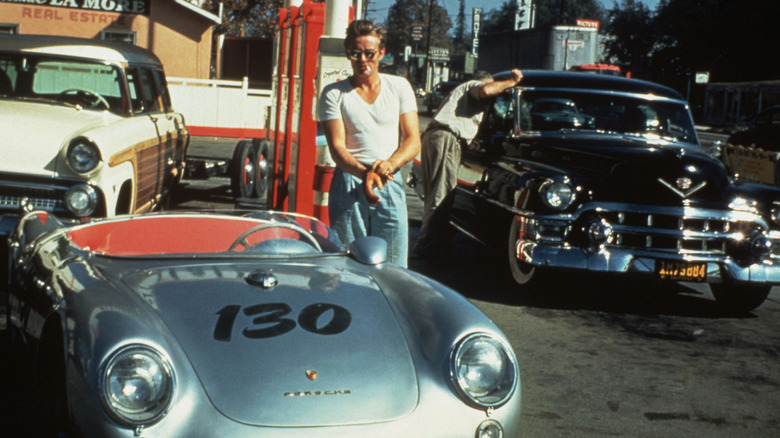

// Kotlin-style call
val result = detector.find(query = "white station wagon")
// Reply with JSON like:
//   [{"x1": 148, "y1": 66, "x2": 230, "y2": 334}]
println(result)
[{"x1": 0, "y1": 35, "x2": 188, "y2": 222}]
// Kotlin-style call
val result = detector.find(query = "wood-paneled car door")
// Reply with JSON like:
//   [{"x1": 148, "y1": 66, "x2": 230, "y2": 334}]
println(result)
[
  {"x1": 152, "y1": 68, "x2": 188, "y2": 190},
  {"x1": 125, "y1": 66, "x2": 165, "y2": 213}
]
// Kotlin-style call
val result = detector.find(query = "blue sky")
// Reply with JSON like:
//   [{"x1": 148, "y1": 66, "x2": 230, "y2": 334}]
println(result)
[{"x1": 365, "y1": 0, "x2": 661, "y2": 24}]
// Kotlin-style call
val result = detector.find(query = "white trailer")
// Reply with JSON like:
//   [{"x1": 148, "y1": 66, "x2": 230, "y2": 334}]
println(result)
[{"x1": 168, "y1": 76, "x2": 274, "y2": 201}]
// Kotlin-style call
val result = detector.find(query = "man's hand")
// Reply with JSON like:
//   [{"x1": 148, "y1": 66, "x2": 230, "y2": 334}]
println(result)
[
  {"x1": 509, "y1": 68, "x2": 523, "y2": 83},
  {"x1": 370, "y1": 159, "x2": 396, "y2": 179},
  {"x1": 363, "y1": 169, "x2": 390, "y2": 205}
]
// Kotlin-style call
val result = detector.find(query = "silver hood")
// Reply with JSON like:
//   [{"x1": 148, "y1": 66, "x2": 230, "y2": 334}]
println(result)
[{"x1": 120, "y1": 261, "x2": 419, "y2": 427}]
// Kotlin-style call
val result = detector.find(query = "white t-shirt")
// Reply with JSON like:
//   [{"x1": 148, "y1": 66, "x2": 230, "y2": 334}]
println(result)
[
  {"x1": 317, "y1": 73, "x2": 417, "y2": 164},
  {"x1": 432, "y1": 79, "x2": 488, "y2": 143}
]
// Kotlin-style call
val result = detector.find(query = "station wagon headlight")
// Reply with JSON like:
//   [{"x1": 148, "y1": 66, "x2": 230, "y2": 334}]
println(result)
[
  {"x1": 67, "y1": 140, "x2": 101, "y2": 173},
  {"x1": 65, "y1": 184, "x2": 98, "y2": 217},
  {"x1": 100, "y1": 345, "x2": 175, "y2": 426},
  {"x1": 450, "y1": 333, "x2": 518, "y2": 408},
  {"x1": 539, "y1": 180, "x2": 575, "y2": 210}
]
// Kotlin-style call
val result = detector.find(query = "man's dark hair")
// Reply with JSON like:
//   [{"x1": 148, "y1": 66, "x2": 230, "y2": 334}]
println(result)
[
  {"x1": 344, "y1": 20, "x2": 385, "y2": 50},
  {"x1": 473, "y1": 70, "x2": 493, "y2": 82}
]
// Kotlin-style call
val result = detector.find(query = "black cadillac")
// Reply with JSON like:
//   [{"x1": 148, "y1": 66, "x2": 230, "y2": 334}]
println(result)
[{"x1": 413, "y1": 70, "x2": 780, "y2": 312}]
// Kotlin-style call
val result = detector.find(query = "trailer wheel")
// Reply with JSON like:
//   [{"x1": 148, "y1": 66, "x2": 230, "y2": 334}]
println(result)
[
  {"x1": 254, "y1": 139, "x2": 271, "y2": 199},
  {"x1": 231, "y1": 140, "x2": 259, "y2": 199}
]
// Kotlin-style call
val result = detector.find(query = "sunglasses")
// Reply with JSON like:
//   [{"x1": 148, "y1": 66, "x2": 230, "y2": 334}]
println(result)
[{"x1": 347, "y1": 50, "x2": 378, "y2": 60}]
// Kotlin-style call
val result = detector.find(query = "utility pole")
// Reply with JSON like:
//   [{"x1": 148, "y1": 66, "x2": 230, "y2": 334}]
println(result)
[
  {"x1": 558, "y1": 0, "x2": 565, "y2": 23},
  {"x1": 424, "y1": 0, "x2": 433, "y2": 90}
]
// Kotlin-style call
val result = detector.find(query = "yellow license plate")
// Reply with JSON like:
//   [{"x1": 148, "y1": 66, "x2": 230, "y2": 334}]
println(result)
[{"x1": 654, "y1": 260, "x2": 707, "y2": 282}]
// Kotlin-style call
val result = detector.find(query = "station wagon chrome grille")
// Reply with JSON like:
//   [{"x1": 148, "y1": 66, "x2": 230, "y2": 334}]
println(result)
[
  {"x1": 0, "y1": 185, "x2": 66, "y2": 212},
  {"x1": 600, "y1": 210, "x2": 752, "y2": 255},
  {"x1": 0, "y1": 194, "x2": 63, "y2": 211}
]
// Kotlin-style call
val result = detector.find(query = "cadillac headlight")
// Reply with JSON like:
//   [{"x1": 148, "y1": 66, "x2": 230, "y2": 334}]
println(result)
[
  {"x1": 65, "y1": 184, "x2": 98, "y2": 217},
  {"x1": 450, "y1": 333, "x2": 518, "y2": 408},
  {"x1": 539, "y1": 180, "x2": 575, "y2": 211},
  {"x1": 100, "y1": 345, "x2": 174, "y2": 426},
  {"x1": 67, "y1": 140, "x2": 101, "y2": 173},
  {"x1": 771, "y1": 204, "x2": 780, "y2": 227}
]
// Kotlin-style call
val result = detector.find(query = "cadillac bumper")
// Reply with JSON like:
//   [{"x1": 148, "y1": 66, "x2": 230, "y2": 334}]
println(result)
[{"x1": 513, "y1": 202, "x2": 780, "y2": 285}]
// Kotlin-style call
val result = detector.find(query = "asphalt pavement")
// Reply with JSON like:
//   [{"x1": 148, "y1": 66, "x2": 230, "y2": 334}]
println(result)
[{"x1": 4, "y1": 112, "x2": 776, "y2": 437}]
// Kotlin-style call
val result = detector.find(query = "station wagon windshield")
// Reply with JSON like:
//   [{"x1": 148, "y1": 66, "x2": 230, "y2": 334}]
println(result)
[
  {"x1": 512, "y1": 89, "x2": 697, "y2": 143},
  {"x1": 0, "y1": 54, "x2": 124, "y2": 115}
]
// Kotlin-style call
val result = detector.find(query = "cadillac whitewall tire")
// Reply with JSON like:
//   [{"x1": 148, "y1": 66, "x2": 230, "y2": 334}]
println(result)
[
  {"x1": 507, "y1": 217, "x2": 548, "y2": 289},
  {"x1": 710, "y1": 282, "x2": 771, "y2": 313}
]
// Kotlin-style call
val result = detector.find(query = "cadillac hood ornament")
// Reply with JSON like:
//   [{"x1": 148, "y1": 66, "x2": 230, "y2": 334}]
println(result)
[{"x1": 658, "y1": 177, "x2": 706, "y2": 198}]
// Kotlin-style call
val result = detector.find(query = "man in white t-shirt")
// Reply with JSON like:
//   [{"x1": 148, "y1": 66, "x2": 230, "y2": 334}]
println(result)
[{"x1": 317, "y1": 20, "x2": 420, "y2": 267}]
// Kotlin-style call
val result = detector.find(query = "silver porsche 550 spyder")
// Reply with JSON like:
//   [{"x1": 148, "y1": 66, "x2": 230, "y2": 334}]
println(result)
[{"x1": 5, "y1": 210, "x2": 521, "y2": 437}]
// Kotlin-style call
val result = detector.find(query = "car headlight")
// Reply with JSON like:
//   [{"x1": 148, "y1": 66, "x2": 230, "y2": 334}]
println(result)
[
  {"x1": 450, "y1": 333, "x2": 518, "y2": 408},
  {"x1": 100, "y1": 345, "x2": 175, "y2": 426},
  {"x1": 539, "y1": 180, "x2": 575, "y2": 210},
  {"x1": 65, "y1": 184, "x2": 98, "y2": 217},
  {"x1": 67, "y1": 139, "x2": 101, "y2": 173},
  {"x1": 771, "y1": 203, "x2": 780, "y2": 227}
]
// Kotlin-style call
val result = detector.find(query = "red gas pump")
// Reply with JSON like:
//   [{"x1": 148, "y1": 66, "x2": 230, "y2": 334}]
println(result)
[
  {"x1": 266, "y1": 0, "x2": 352, "y2": 224},
  {"x1": 267, "y1": 1, "x2": 321, "y2": 216}
]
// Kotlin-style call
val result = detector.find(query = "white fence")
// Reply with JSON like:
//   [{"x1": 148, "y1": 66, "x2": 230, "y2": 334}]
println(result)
[{"x1": 168, "y1": 77, "x2": 273, "y2": 137}]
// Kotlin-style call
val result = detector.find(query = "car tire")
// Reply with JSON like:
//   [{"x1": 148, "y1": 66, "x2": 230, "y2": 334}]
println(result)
[
  {"x1": 230, "y1": 140, "x2": 259, "y2": 199},
  {"x1": 710, "y1": 282, "x2": 770, "y2": 313},
  {"x1": 253, "y1": 139, "x2": 271, "y2": 199},
  {"x1": 33, "y1": 328, "x2": 70, "y2": 437},
  {"x1": 506, "y1": 216, "x2": 548, "y2": 289}
]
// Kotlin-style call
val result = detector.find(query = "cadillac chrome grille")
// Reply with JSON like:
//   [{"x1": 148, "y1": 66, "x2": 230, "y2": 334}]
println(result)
[{"x1": 599, "y1": 210, "x2": 751, "y2": 255}]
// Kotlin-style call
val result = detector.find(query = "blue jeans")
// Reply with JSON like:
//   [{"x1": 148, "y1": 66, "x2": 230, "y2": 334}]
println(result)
[{"x1": 329, "y1": 168, "x2": 408, "y2": 268}]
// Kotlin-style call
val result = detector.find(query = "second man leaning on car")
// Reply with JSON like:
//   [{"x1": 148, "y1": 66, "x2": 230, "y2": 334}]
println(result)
[{"x1": 414, "y1": 69, "x2": 524, "y2": 260}]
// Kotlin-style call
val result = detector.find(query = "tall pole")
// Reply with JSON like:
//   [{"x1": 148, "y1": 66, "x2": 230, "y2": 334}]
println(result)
[
  {"x1": 558, "y1": 0, "x2": 565, "y2": 23},
  {"x1": 325, "y1": 0, "x2": 350, "y2": 37},
  {"x1": 425, "y1": 0, "x2": 433, "y2": 89}
]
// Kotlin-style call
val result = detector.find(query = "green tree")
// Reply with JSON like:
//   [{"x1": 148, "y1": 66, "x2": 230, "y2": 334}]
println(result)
[
  {"x1": 207, "y1": 0, "x2": 283, "y2": 38},
  {"x1": 481, "y1": 1, "x2": 517, "y2": 33},
  {"x1": 534, "y1": 0, "x2": 605, "y2": 28},
  {"x1": 603, "y1": 0, "x2": 780, "y2": 87},
  {"x1": 452, "y1": 0, "x2": 469, "y2": 55},
  {"x1": 653, "y1": 0, "x2": 780, "y2": 83},
  {"x1": 384, "y1": 0, "x2": 452, "y2": 56},
  {"x1": 602, "y1": 0, "x2": 657, "y2": 78},
  {"x1": 481, "y1": 0, "x2": 604, "y2": 34}
]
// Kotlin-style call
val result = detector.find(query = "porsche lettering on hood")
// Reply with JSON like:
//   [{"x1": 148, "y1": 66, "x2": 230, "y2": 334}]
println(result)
[{"x1": 121, "y1": 262, "x2": 419, "y2": 427}]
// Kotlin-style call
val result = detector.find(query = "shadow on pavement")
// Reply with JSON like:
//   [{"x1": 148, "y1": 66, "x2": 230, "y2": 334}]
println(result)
[{"x1": 407, "y1": 229, "x2": 758, "y2": 320}]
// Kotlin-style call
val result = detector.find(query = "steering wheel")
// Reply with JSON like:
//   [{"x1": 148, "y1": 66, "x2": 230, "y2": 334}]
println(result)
[
  {"x1": 57, "y1": 89, "x2": 110, "y2": 110},
  {"x1": 228, "y1": 222, "x2": 322, "y2": 252}
]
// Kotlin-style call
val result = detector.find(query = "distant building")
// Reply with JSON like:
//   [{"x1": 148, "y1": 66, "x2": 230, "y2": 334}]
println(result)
[
  {"x1": 478, "y1": 25, "x2": 608, "y2": 73},
  {"x1": 0, "y1": 0, "x2": 220, "y2": 78}
]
